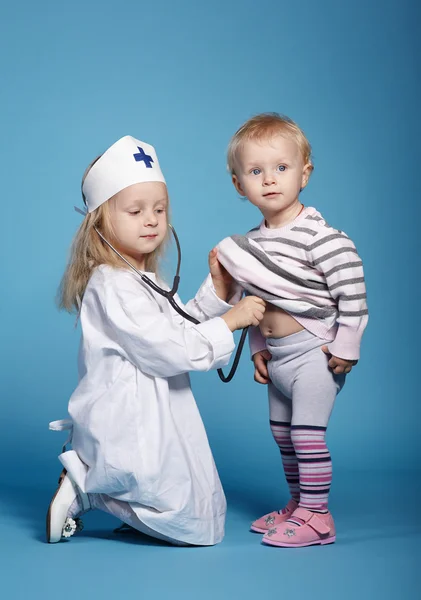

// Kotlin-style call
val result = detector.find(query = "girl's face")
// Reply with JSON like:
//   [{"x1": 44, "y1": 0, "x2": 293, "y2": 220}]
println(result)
[{"x1": 109, "y1": 181, "x2": 168, "y2": 270}]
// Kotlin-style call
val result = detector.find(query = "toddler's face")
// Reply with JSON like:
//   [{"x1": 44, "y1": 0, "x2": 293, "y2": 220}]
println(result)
[
  {"x1": 109, "y1": 181, "x2": 168, "y2": 270},
  {"x1": 232, "y1": 135, "x2": 311, "y2": 216}
]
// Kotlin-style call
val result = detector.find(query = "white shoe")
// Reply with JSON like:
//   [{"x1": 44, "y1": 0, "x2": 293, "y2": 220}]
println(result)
[{"x1": 46, "y1": 469, "x2": 90, "y2": 543}]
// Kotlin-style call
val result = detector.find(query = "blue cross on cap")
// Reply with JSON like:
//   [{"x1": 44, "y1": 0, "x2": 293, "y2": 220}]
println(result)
[{"x1": 133, "y1": 146, "x2": 154, "y2": 168}]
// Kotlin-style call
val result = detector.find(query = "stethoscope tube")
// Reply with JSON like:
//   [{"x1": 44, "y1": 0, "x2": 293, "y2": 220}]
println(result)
[{"x1": 94, "y1": 225, "x2": 247, "y2": 383}]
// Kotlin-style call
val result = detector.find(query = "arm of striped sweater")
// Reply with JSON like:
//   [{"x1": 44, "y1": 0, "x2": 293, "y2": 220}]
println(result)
[
  {"x1": 249, "y1": 325, "x2": 267, "y2": 358},
  {"x1": 309, "y1": 230, "x2": 368, "y2": 361}
]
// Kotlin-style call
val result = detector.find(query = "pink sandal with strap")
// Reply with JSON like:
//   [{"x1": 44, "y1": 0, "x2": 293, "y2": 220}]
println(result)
[{"x1": 261, "y1": 507, "x2": 336, "y2": 548}]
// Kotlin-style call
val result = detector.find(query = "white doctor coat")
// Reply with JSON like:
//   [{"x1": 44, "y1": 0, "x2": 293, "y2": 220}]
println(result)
[{"x1": 56, "y1": 264, "x2": 235, "y2": 545}]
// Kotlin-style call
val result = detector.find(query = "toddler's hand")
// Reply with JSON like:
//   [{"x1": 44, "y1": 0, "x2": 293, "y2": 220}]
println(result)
[
  {"x1": 253, "y1": 350, "x2": 272, "y2": 384},
  {"x1": 321, "y1": 346, "x2": 358, "y2": 374},
  {"x1": 208, "y1": 248, "x2": 234, "y2": 302},
  {"x1": 222, "y1": 296, "x2": 266, "y2": 332}
]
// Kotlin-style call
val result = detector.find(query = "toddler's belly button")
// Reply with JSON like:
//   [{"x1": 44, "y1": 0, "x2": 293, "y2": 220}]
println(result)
[{"x1": 260, "y1": 306, "x2": 304, "y2": 338}]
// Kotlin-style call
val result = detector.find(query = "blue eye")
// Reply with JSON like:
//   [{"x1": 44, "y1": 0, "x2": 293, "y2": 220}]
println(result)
[
  {"x1": 251, "y1": 168, "x2": 261, "y2": 175},
  {"x1": 278, "y1": 165, "x2": 286, "y2": 172}
]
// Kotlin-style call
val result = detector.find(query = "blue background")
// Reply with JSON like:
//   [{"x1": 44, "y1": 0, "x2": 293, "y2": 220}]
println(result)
[{"x1": 1, "y1": 1, "x2": 420, "y2": 598}]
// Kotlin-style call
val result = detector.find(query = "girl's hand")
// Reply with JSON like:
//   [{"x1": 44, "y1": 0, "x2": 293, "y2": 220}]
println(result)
[
  {"x1": 321, "y1": 346, "x2": 358, "y2": 374},
  {"x1": 252, "y1": 349, "x2": 272, "y2": 384},
  {"x1": 222, "y1": 296, "x2": 266, "y2": 331},
  {"x1": 209, "y1": 248, "x2": 234, "y2": 302}
]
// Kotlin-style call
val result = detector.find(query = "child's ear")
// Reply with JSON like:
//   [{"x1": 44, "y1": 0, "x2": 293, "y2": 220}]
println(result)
[
  {"x1": 301, "y1": 163, "x2": 313, "y2": 190},
  {"x1": 232, "y1": 174, "x2": 245, "y2": 196}
]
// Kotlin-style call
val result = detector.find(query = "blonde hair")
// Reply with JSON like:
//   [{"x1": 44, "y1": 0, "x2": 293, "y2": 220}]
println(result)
[
  {"x1": 58, "y1": 157, "x2": 170, "y2": 313},
  {"x1": 227, "y1": 113, "x2": 313, "y2": 175}
]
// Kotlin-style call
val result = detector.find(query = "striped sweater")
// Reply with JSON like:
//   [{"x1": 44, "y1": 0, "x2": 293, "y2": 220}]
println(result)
[{"x1": 217, "y1": 206, "x2": 368, "y2": 361}]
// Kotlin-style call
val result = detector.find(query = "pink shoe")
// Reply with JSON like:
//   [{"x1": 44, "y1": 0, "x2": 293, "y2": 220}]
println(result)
[
  {"x1": 261, "y1": 507, "x2": 336, "y2": 548},
  {"x1": 250, "y1": 499, "x2": 298, "y2": 533}
]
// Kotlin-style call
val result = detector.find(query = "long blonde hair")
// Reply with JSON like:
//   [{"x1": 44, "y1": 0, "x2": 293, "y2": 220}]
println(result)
[{"x1": 58, "y1": 157, "x2": 170, "y2": 313}]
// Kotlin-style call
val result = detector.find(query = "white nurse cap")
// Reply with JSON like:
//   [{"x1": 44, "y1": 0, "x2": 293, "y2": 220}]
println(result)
[{"x1": 82, "y1": 136, "x2": 166, "y2": 213}]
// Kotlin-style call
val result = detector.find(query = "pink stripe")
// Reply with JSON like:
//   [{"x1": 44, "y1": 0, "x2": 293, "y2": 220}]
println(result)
[
  {"x1": 294, "y1": 440, "x2": 326, "y2": 445},
  {"x1": 291, "y1": 435, "x2": 325, "y2": 444},
  {"x1": 299, "y1": 463, "x2": 330, "y2": 468},
  {"x1": 291, "y1": 431, "x2": 325, "y2": 435},
  {"x1": 294, "y1": 443, "x2": 327, "y2": 450},
  {"x1": 300, "y1": 471, "x2": 332, "y2": 478},
  {"x1": 300, "y1": 472, "x2": 332, "y2": 476},
  {"x1": 294, "y1": 441, "x2": 326, "y2": 445}
]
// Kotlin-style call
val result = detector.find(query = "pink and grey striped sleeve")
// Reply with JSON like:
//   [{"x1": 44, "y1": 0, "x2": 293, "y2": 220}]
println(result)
[
  {"x1": 308, "y1": 229, "x2": 368, "y2": 361},
  {"x1": 249, "y1": 325, "x2": 267, "y2": 358}
]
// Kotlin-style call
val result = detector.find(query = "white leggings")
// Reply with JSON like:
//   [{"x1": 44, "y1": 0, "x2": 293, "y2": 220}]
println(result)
[{"x1": 267, "y1": 329, "x2": 346, "y2": 427}]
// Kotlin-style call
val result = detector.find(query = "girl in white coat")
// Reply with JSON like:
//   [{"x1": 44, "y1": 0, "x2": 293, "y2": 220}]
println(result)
[{"x1": 47, "y1": 136, "x2": 265, "y2": 546}]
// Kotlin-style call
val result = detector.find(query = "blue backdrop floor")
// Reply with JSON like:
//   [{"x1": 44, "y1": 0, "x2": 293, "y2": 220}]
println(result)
[{"x1": 1, "y1": 470, "x2": 419, "y2": 599}]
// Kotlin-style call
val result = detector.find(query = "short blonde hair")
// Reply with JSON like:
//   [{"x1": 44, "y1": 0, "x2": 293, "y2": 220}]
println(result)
[
  {"x1": 227, "y1": 113, "x2": 313, "y2": 175},
  {"x1": 58, "y1": 156, "x2": 170, "y2": 313}
]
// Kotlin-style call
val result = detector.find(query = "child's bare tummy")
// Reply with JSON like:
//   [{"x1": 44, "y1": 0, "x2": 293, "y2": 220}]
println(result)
[{"x1": 259, "y1": 303, "x2": 304, "y2": 338}]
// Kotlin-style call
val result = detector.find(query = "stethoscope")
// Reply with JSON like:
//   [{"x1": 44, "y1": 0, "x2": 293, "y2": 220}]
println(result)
[{"x1": 92, "y1": 222, "x2": 248, "y2": 383}]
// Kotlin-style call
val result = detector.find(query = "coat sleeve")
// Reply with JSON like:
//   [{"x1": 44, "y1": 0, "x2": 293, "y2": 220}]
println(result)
[
  {"x1": 88, "y1": 273, "x2": 235, "y2": 379},
  {"x1": 183, "y1": 274, "x2": 244, "y2": 322},
  {"x1": 189, "y1": 275, "x2": 266, "y2": 361}
]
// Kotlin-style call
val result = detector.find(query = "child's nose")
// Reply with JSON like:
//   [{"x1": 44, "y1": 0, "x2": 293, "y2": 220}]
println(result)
[
  {"x1": 145, "y1": 212, "x2": 158, "y2": 226},
  {"x1": 263, "y1": 172, "x2": 276, "y2": 185}
]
